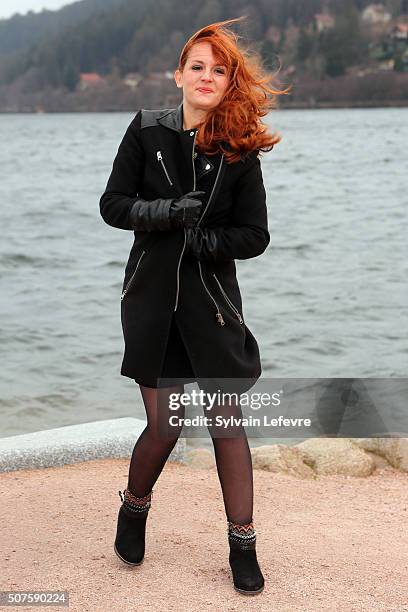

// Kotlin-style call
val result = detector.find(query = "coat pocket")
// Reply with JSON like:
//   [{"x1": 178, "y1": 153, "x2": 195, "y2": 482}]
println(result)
[
  {"x1": 121, "y1": 250, "x2": 146, "y2": 301},
  {"x1": 212, "y1": 273, "x2": 244, "y2": 325}
]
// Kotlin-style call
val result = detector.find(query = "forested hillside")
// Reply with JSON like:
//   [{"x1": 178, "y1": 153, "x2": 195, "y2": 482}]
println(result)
[
  {"x1": 1, "y1": 0, "x2": 408, "y2": 111},
  {"x1": 0, "y1": 0, "x2": 126, "y2": 55}
]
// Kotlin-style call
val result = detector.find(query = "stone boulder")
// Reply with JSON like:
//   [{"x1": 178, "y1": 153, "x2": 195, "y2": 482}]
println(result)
[
  {"x1": 251, "y1": 444, "x2": 316, "y2": 479},
  {"x1": 354, "y1": 437, "x2": 408, "y2": 472},
  {"x1": 296, "y1": 438, "x2": 375, "y2": 477}
]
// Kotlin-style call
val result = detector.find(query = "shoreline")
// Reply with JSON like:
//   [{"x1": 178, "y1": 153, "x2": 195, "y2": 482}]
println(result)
[
  {"x1": 1, "y1": 100, "x2": 408, "y2": 114},
  {"x1": 1, "y1": 418, "x2": 407, "y2": 476}
]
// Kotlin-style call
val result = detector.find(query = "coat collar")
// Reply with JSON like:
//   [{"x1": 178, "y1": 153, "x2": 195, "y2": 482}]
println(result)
[
  {"x1": 157, "y1": 101, "x2": 184, "y2": 132},
  {"x1": 157, "y1": 102, "x2": 215, "y2": 180},
  {"x1": 156, "y1": 101, "x2": 244, "y2": 162}
]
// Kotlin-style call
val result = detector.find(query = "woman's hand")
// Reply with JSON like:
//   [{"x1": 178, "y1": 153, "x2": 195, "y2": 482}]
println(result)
[
  {"x1": 126, "y1": 190, "x2": 205, "y2": 232},
  {"x1": 184, "y1": 227, "x2": 218, "y2": 261},
  {"x1": 169, "y1": 190, "x2": 206, "y2": 229},
  {"x1": 184, "y1": 153, "x2": 270, "y2": 261},
  {"x1": 184, "y1": 222, "x2": 270, "y2": 262}
]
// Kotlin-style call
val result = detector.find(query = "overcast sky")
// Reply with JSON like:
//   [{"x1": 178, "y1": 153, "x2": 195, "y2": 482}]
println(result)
[{"x1": 0, "y1": 0, "x2": 72, "y2": 20}]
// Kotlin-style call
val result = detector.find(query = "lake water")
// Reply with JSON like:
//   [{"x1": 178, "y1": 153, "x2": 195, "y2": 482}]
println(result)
[{"x1": 0, "y1": 108, "x2": 407, "y2": 445}]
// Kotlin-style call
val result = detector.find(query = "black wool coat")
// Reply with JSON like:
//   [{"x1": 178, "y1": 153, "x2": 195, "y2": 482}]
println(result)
[{"x1": 99, "y1": 101, "x2": 270, "y2": 394}]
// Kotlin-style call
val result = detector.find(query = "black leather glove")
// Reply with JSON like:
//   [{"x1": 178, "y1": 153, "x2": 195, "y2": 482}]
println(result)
[
  {"x1": 184, "y1": 227, "x2": 218, "y2": 262},
  {"x1": 169, "y1": 190, "x2": 206, "y2": 229},
  {"x1": 128, "y1": 190, "x2": 205, "y2": 232},
  {"x1": 129, "y1": 197, "x2": 174, "y2": 231}
]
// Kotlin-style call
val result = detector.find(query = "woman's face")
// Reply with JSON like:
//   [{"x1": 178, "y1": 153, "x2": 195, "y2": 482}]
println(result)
[{"x1": 175, "y1": 41, "x2": 229, "y2": 112}]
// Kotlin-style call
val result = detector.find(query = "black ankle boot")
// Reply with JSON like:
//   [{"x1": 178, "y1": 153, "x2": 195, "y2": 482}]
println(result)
[
  {"x1": 227, "y1": 519, "x2": 265, "y2": 595},
  {"x1": 114, "y1": 488, "x2": 153, "y2": 566}
]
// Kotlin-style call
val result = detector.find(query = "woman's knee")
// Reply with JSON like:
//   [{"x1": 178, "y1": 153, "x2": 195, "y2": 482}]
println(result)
[{"x1": 146, "y1": 404, "x2": 185, "y2": 441}]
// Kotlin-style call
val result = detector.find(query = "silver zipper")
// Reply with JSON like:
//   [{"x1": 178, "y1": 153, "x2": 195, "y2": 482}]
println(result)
[
  {"x1": 194, "y1": 153, "x2": 226, "y2": 322},
  {"x1": 173, "y1": 229, "x2": 186, "y2": 311},
  {"x1": 196, "y1": 154, "x2": 224, "y2": 228},
  {"x1": 157, "y1": 151, "x2": 173, "y2": 186},
  {"x1": 174, "y1": 129, "x2": 198, "y2": 311},
  {"x1": 192, "y1": 132, "x2": 197, "y2": 190},
  {"x1": 198, "y1": 262, "x2": 225, "y2": 326},
  {"x1": 121, "y1": 250, "x2": 145, "y2": 301},
  {"x1": 213, "y1": 274, "x2": 244, "y2": 324}
]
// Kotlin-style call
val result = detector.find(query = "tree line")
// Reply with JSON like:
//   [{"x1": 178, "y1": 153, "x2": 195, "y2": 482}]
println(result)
[{"x1": 0, "y1": 0, "x2": 407, "y2": 93}]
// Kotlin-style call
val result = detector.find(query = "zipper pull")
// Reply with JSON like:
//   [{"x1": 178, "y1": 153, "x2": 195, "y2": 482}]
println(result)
[
  {"x1": 157, "y1": 150, "x2": 173, "y2": 186},
  {"x1": 216, "y1": 312, "x2": 225, "y2": 326}
]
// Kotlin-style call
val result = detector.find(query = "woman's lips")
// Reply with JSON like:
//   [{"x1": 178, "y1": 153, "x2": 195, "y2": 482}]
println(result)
[{"x1": 197, "y1": 88, "x2": 213, "y2": 93}]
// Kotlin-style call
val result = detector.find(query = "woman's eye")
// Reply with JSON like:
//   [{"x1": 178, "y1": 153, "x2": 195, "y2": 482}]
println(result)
[{"x1": 192, "y1": 66, "x2": 225, "y2": 74}]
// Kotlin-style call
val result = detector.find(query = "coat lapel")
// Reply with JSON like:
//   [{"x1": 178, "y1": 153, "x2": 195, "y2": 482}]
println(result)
[
  {"x1": 158, "y1": 102, "x2": 216, "y2": 181},
  {"x1": 157, "y1": 102, "x2": 184, "y2": 132}
]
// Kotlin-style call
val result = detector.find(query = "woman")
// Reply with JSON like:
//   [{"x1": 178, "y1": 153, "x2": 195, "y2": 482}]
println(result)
[{"x1": 99, "y1": 17, "x2": 290, "y2": 595}]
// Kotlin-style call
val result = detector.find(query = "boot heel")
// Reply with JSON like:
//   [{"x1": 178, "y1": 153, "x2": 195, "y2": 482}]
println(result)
[
  {"x1": 114, "y1": 488, "x2": 153, "y2": 566},
  {"x1": 114, "y1": 538, "x2": 144, "y2": 566}
]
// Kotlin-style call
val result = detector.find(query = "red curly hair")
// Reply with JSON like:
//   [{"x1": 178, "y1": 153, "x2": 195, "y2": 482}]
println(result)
[{"x1": 177, "y1": 16, "x2": 292, "y2": 163}]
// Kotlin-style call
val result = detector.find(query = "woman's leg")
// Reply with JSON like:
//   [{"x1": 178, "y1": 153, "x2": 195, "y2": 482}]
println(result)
[
  {"x1": 114, "y1": 383, "x2": 185, "y2": 566},
  {"x1": 206, "y1": 398, "x2": 253, "y2": 524},
  {"x1": 205, "y1": 397, "x2": 264, "y2": 594},
  {"x1": 127, "y1": 383, "x2": 185, "y2": 496}
]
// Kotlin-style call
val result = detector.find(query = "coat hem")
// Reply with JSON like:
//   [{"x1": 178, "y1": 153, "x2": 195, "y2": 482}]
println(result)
[{"x1": 120, "y1": 368, "x2": 263, "y2": 394}]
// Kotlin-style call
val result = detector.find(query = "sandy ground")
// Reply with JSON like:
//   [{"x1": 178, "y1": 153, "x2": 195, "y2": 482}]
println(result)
[{"x1": 1, "y1": 458, "x2": 407, "y2": 612}]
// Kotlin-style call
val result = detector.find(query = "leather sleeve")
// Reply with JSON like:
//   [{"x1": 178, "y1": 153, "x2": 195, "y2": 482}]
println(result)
[
  {"x1": 185, "y1": 152, "x2": 270, "y2": 261},
  {"x1": 99, "y1": 110, "x2": 148, "y2": 230},
  {"x1": 128, "y1": 197, "x2": 173, "y2": 231}
]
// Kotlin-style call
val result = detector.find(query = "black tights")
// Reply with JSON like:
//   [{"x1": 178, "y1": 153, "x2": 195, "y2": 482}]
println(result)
[{"x1": 127, "y1": 384, "x2": 253, "y2": 525}]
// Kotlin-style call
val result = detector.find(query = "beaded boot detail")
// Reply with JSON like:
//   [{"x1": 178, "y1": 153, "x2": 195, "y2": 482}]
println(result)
[
  {"x1": 119, "y1": 488, "x2": 153, "y2": 516},
  {"x1": 227, "y1": 520, "x2": 257, "y2": 549},
  {"x1": 227, "y1": 519, "x2": 264, "y2": 595},
  {"x1": 114, "y1": 488, "x2": 153, "y2": 566}
]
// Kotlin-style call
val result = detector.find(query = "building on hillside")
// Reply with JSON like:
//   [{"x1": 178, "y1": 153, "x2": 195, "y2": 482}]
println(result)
[
  {"x1": 283, "y1": 64, "x2": 296, "y2": 76},
  {"x1": 403, "y1": 48, "x2": 408, "y2": 70},
  {"x1": 143, "y1": 72, "x2": 174, "y2": 86},
  {"x1": 378, "y1": 59, "x2": 395, "y2": 70},
  {"x1": 265, "y1": 24, "x2": 281, "y2": 45},
  {"x1": 314, "y1": 12, "x2": 334, "y2": 32},
  {"x1": 78, "y1": 73, "x2": 106, "y2": 91},
  {"x1": 387, "y1": 23, "x2": 408, "y2": 54},
  {"x1": 390, "y1": 23, "x2": 408, "y2": 40},
  {"x1": 362, "y1": 4, "x2": 392, "y2": 25},
  {"x1": 381, "y1": 23, "x2": 408, "y2": 60},
  {"x1": 124, "y1": 72, "x2": 143, "y2": 90}
]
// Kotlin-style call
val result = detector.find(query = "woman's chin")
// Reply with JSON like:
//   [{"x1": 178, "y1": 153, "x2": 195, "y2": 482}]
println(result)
[{"x1": 189, "y1": 95, "x2": 219, "y2": 110}]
